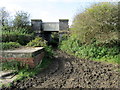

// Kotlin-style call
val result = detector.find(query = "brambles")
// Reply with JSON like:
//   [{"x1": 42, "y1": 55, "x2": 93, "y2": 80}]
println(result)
[
  {"x1": 26, "y1": 36, "x2": 47, "y2": 47},
  {"x1": 2, "y1": 28, "x2": 33, "y2": 45},
  {"x1": 60, "y1": 2, "x2": 120, "y2": 64},
  {"x1": 0, "y1": 42, "x2": 21, "y2": 50},
  {"x1": 72, "y1": 2, "x2": 119, "y2": 45},
  {"x1": 60, "y1": 38, "x2": 120, "y2": 64}
]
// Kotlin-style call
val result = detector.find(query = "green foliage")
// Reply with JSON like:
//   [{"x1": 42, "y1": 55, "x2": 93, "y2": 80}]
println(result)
[
  {"x1": 8, "y1": 27, "x2": 32, "y2": 34},
  {"x1": 2, "y1": 25, "x2": 11, "y2": 31},
  {"x1": 0, "y1": 42, "x2": 21, "y2": 50},
  {"x1": 51, "y1": 32, "x2": 59, "y2": 39},
  {"x1": 1, "y1": 60, "x2": 25, "y2": 70},
  {"x1": 93, "y1": 54, "x2": 120, "y2": 64},
  {"x1": 0, "y1": 7, "x2": 9, "y2": 27},
  {"x1": 44, "y1": 46, "x2": 54, "y2": 58},
  {"x1": 60, "y1": 35, "x2": 81, "y2": 54},
  {"x1": 72, "y1": 2, "x2": 119, "y2": 45},
  {"x1": 60, "y1": 35, "x2": 120, "y2": 64},
  {"x1": 59, "y1": 2, "x2": 120, "y2": 64},
  {"x1": 13, "y1": 11, "x2": 30, "y2": 28},
  {"x1": 1, "y1": 9, "x2": 32, "y2": 33},
  {"x1": 2, "y1": 29, "x2": 33, "y2": 45},
  {"x1": 27, "y1": 37, "x2": 47, "y2": 47},
  {"x1": 50, "y1": 32, "x2": 59, "y2": 45},
  {"x1": 15, "y1": 54, "x2": 53, "y2": 81},
  {"x1": 0, "y1": 83, "x2": 12, "y2": 88},
  {"x1": 1, "y1": 46, "x2": 54, "y2": 82}
]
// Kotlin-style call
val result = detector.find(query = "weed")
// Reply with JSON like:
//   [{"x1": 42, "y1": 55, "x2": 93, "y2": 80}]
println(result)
[
  {"x1": 27, "y1": 36, "x2": 47, "y2": 47},
  {"x1": 0, "y1": 42, "x2": 21, "y2": 50},
  {"x1": 60, "y1": 36, "x2": 120, "y2": 64}
]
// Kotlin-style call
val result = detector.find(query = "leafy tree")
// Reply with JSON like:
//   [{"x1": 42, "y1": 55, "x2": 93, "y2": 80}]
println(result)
[
  {"x1": 13, "y1": 11, "x2": 30, "y2": 28},
  {"x1": 0, "y1": 7, "x2": 9, "y2": 27},
  {"x1": 72, "y1": 2, "x2": 119, "y2": 45}
]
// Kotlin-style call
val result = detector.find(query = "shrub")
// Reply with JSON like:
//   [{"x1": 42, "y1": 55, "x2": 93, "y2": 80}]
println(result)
[
  {"x1": 1, "y1": 42, "x2": 21, "y2": 50},
  {"x1": 1, "y1": 45, "x2": 54, "y2": 82},
  {"x1": 1, "y1": 60, "x2": 25, "y2": 71},
  {"x1": 9, "y1": 27, "x2": 30, "y2": 33},
  {"x1": 60, "y1": 35, "x2": 120, "y2": 64},
  {"x1": 10, "y1": 26, "x2": 33, "y2": 34},
  {"x1": 72, "y1": 2, "x2": 118, "y2": 45},
  {"x1": 2, "y1": 29, "x2": 33, "y2": 45},
  {"x1": 51, "y1": 32, "x2": 59, "y2": 39},
  {"x1": 13, "y1": 11, "x2": 30, "y2": 28},
  {"x1": 27, "y1": 37, "x2": 47, "y2": 47},
  {"x1": 59, "y1": 2, "x2": 120, "y2": 64},
  {"x1": 60, "y1": 33, "x2": 69, "y2": 41}
]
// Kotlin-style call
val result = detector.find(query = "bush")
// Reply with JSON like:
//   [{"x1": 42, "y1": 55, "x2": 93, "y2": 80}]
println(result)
[
  {"x1": 10, "y1": 27, "x2": 30, "y2": 33},
  {"x1": 13, "y1": 11, "x2": 30, "y2": 28},
  {"x1": 59, "y1": 2, "x2": 120, "y2": 64},
  {"x1": 27, "y1": 37, "x2": 47, "y2": 47},
  {"x1": 72, "y1": 2, "x2": 118, "y2": 45},
  {"x1": 1, "y1": 42, "x2": 21, "y2": 50},
  {"x1": 1, "y1": 45, "x2": 54, "y2": 82},
  {"x1": 1, "y1": 60, "x2": 26, "y2": 71},
  {"x1": 60, "y1": 36, "x2": 120, "y2": 64},
  {"x1": 2, "y1": 29, "x2": 33, "y2": 45}
]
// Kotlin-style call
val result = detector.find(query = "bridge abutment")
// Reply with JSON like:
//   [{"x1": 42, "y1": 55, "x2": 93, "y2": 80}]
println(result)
[{"x1": 31, "y1": 19, "x2": 69, "y2": 43}]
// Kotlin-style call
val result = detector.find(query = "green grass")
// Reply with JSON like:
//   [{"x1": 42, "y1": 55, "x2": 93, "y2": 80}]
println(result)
[
  {"x1": 0, "y1": 80, "x2": 13, "y2": 88},
  {"x1": 92, "y1": 55, "x2": 120, "y2": 64}
]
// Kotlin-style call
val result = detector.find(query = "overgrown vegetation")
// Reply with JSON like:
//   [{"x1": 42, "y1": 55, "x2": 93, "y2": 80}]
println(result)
[
  {"x1": 71, "y1": 2, "x2": 119, "y2": 45},
  {"x1": 0, "y1": 42, "x2": 21, "y2": 50},
  {"x1": 0, "y1": 7, "x2": 54, "y2": 88},
  {"x1": 2, "y1": 31, "x2": 33, "y2": 46},
  {"x1": 1, "y1": 7, "x2": 34, "y2": 50},
  {"x1": 14, "y1": 46, "x2": 53, "y2": 81},
  {"x1": 1, "y1": 60, "x2": 27, "y2": 71},
  {"x1": 1, "y1": 34, "x2": 53, "y2": 80},
  {"x1": 0, "y1": 7, "x2": 9, "y2": 27},
  {"x1": 13, "y1": 11, "x2": 30, "y2": 29},
  {"x1": 60, "y1": 2, "x2": 120, "y2": 64},
  {"x1": 27, "y1": 36, "x2": 47, "y2": 47},
  {"x1": 1, "y1": 46, "x2": 54, "y2": 87}
]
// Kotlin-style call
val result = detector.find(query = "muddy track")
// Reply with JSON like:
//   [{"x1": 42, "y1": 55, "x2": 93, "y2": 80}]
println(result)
[{"x1": 5, "y1": 50, "x2": 120, "y2": 89}]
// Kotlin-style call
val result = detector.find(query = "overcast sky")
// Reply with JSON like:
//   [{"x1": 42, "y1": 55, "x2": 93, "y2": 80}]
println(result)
[{"x1": 0, "y1": 0, "x2": 119, "y2": 26}]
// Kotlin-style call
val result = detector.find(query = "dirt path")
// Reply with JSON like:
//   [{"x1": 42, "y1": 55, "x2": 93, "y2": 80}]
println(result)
[{"x1": 10, "y1": 50, "x2": 119, "y2": 89}]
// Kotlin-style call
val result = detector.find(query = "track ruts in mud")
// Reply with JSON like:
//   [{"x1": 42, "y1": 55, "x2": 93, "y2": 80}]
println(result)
[{"x1": 4, "y1": 50, "x2": 119, "y2": 89}]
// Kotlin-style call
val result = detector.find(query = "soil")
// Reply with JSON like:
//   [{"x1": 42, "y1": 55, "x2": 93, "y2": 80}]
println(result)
[{"x1": 2, "y1": 50, "x2": 119, "y2": 89}]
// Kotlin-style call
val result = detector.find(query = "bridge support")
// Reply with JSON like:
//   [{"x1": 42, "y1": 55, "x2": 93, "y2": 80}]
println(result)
[
  {"x1": 31, "y1": 19, "x2": 69, "y2": 43},
  {"x1": 43, "y1": 32, "x2": 52, "y2": 43}
]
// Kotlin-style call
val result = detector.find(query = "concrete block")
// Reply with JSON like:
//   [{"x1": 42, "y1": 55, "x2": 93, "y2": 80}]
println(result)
[{"x1": 0, "y1": 47, "x2": 44, "y2": 68}]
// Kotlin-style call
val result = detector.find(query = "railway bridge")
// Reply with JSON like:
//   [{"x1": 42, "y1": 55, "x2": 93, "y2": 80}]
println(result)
[{"x1": 31, "y1": 19, "x2": 69, "y2": 42}]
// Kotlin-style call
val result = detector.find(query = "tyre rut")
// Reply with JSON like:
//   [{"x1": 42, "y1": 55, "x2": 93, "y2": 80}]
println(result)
[{"x1": 8, "y1": 50, "x2": 119, "y2": 89}]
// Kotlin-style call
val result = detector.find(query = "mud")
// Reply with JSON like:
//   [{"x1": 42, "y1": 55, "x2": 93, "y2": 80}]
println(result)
[{"x1": 2, "y1": 50, "x2": 119, "y2": 89}]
